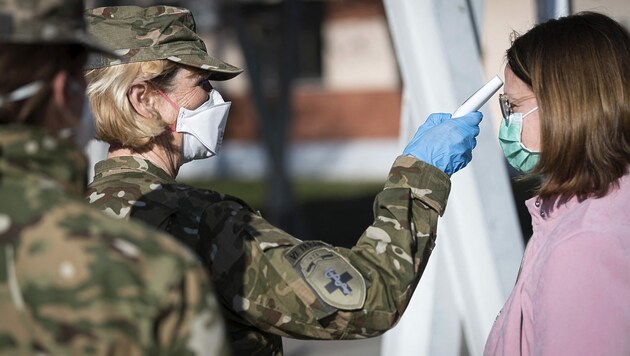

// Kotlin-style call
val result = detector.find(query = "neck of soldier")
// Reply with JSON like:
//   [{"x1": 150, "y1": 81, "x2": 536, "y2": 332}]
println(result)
[{"x1": 107, "y1": 135, "x2": 181, "y2": 178}]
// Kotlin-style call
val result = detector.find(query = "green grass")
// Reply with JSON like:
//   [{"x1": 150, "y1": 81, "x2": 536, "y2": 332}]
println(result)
[{"x1": 182, "y1": 178, "x2": 385, "y2": 247}]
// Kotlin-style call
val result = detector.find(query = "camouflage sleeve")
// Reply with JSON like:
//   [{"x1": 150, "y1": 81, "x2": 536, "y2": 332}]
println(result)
[
  {"x1": 202, "y1": 156, "x2": 450, "y2": 339},
  {"x1": 0, "y1": 201, "x2": 229, "y2": 355},
  {"x1": 144, "y1": 231, "x2": 231, "y2": 355}
]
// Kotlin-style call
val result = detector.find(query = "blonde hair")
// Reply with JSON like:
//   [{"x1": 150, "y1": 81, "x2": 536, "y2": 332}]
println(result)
[{"x1": 85, "y1": 60, "x2": 178, "y2": 148}]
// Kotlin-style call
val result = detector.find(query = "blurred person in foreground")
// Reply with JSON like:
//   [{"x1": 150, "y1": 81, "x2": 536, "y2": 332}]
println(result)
[
  {"x1": 485, "y1": 12, "x2": 630, "y2": 356},
  {"x1": 0, "y1": 1, "x2": 228, "y2": 354},
  {"x1": 84, "y1": 5, "x2": 483, "y2": 355}
]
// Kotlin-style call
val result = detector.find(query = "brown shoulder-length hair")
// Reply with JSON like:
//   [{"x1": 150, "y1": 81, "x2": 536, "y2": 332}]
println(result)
[
  {"x1": 507, "y1": 11, "x2": 630, "y2": 202},
  {"x1": 0, "y1": 44, "x2": 87, "y2": 129}
]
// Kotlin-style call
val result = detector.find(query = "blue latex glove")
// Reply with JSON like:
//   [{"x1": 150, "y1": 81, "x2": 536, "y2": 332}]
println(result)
[{"x1": 402, "y1": 111, "x2": 483, "y2": 175}]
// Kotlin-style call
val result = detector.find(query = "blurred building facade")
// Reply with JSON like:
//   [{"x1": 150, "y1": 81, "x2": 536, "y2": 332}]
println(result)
[
  {"x1": 178, "y1": 0, "x2": 403, "y2": 181},
  {"x1": 86, "y1": 0, "x2": 630, "y2": 184},
  {"x1": 178, "y1": 0, "x2": 630, "y2": 182},
  {"x1": 81, "y1": 1, "x2": 630, "y2": 355}
]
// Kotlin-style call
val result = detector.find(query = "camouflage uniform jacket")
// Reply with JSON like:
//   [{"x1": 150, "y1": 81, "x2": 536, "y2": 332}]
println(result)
[
  {"x1": 0, "y1": 125, "x2": 229, "y2": 355},
  {"x1": 87, "y1": 155, "x2": 451, "y2": 356}
]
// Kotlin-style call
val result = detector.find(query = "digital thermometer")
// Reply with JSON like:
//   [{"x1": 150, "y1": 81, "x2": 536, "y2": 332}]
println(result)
[{"x1": 452, "y1": 75, "x2": 503, "y2": 118}]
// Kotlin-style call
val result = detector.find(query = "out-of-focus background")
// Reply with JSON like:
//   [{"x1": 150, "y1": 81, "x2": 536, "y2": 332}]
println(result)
[{"x1": 84, "y1": 0, "x2": 630, "y2": 355}]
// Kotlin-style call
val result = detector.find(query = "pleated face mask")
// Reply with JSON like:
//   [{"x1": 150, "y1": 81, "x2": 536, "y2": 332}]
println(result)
[{"x1": 498, "y1": 106, "x2": 540, "y2": 173}]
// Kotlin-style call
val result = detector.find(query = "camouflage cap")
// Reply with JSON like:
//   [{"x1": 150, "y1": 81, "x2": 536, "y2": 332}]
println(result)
[
  {"x1": 0, "y1": 0, "x2": 116, "y2": 56},
  {"x1": 84, "y1": 6, "x2": 243, "y2": 81}
]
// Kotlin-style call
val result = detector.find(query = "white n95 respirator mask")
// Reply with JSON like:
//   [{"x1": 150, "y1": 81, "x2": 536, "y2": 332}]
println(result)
[
  {"x1": 175, "y1": 89, "x2": 231, "y2": 163},
  {"x1": 156, "y1": 87, "x2": 231, "y2": 164}
]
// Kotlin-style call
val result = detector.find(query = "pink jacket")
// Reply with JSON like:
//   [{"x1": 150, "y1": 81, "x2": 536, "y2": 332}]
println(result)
[{"x1": 484, "y1": 172, "x2": 630, "y2": 356}]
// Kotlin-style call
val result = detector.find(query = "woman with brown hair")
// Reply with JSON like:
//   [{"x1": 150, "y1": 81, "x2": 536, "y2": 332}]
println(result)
[{"x1": 485, "y1": 11, "x2": 630, "y2": 355}]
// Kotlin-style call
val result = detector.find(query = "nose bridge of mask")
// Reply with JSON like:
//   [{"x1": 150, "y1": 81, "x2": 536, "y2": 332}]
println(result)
[{"x1": 152, "y1": 82, "x2": 218, "y2": 129}]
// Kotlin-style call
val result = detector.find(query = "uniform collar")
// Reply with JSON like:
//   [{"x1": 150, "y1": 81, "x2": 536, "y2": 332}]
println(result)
[
  {"x1": 0, "y1": 124, "x2": 87, "y2": 196},
  {"x1": 92, "y1": 156, "x2": 176, "y2": 184}
]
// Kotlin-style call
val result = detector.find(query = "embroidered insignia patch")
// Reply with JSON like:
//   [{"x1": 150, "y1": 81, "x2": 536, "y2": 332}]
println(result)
[{"x1": 296, "y1": 247, "x2": 366, "y2": 310}]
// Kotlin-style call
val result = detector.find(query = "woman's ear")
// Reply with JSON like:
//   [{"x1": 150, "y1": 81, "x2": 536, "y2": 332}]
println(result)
[
  {"x1": 127, "y1": 81, "x2": 154, "y2": 118},
  {"x1": 52, "y1": 70, "x2": 83, "y2": 124},
  {"x1": 52, "y1": 70, "x2": 70, "y2": 109}
]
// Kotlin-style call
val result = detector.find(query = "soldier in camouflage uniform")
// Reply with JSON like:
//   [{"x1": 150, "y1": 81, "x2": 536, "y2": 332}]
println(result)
[
  {"x1": 0, "y1": 1, "x2": 229, "y2": 354},
  {"x1": 83, "y1": 5, "x2": 483, "y2": 355}
]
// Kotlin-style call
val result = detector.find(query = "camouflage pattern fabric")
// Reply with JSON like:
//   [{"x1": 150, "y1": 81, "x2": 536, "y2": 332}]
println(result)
[
  {"x1": 0, "y1": 0, "x2": 115, "y2": 55},
  {"x1": 87, "y1": 156, "x2": 283, "y2": 355},
  {"x1": 84, "y1": 5, "x2": 242, "y2": 81},
  {"x1": 87, "y1": 155, "x2": 451, "y2": 355},
  {"x1": 0, "y1": 125, "x2": 229, "y2": 355}
]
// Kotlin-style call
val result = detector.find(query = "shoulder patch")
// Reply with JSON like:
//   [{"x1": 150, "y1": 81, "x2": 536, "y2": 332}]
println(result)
[
  {"x1": 284, "y1": 240, "x2": 329, "y2": 265},
  {"x1": 296, "y1": 247, "x2": 366, "y2": 310}
]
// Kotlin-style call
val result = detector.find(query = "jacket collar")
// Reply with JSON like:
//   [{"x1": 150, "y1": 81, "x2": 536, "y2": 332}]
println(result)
[{"x1": 92, "y1": 156, "x2": 176, "y2": 184}]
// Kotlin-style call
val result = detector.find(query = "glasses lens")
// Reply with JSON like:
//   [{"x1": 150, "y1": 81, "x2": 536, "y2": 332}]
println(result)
[
  {"x1": 198, "y1": 79, "x2": 214, "y2": 92},
  {"x1": 499, "y1": 94, "x2": 511, "y2": 120}
]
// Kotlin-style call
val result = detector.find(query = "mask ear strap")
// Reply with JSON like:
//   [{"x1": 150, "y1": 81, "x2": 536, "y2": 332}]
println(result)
[
  {"x1": 523, "y1": 106, "x2": 539, "y2": 118},
  {"x1": 148, "y1": 81, "x2": 180, "y2": 111},
  {"x1": 147, "y1": 81, "x2": 179, "y2": 132}
]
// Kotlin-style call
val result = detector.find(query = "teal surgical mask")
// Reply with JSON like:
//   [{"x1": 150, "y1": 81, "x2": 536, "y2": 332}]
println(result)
[{"x1": 498, "y1": 107, "x2": 539, "y2": 173}]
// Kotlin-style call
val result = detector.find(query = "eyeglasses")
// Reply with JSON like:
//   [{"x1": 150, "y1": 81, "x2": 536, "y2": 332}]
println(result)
[
  {"x1": 197, "y1": 78, "x2": 213, "y2": 92},
  {"x1": 498, "y1": 93, "x2": 536, "y2": 120},
  {"x1": 498, "y1": 94, "x2": 513, "y2": 120}
]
